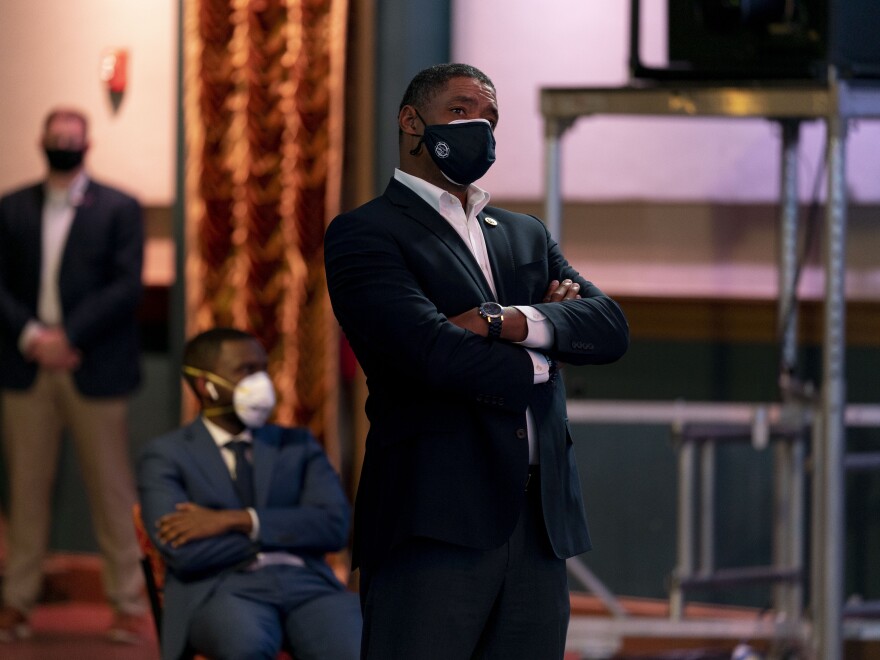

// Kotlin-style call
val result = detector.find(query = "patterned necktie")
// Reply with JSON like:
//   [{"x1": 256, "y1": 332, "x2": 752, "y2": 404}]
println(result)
[{"x1": 225, "y1": 440, "x2": 255, "y2": 508}]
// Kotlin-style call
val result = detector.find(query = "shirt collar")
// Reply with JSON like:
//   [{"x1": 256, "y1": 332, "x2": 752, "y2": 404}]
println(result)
[
  {"x1": 394, "y1": 168, "x2": 491, "y2": 218},
  {"x1": 201, "y1": 416, "x2": 252, "y2": 450},
  {"x1": 44, "y1": 171, "x2": 89, "y2": 207}
]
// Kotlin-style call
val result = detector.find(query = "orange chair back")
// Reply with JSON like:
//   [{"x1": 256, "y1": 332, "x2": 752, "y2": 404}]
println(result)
[{"x1": 132, "y1": 502, "x2": 165, "y2": 638}]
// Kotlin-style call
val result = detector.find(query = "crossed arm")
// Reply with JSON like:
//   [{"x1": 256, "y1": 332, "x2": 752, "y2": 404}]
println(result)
[
  {"x1": 447, "y1": 279, "x2": 582, "y2": 340},
  {"x1": 154, "y1": 503, "x2": 252, "y2": 548}
]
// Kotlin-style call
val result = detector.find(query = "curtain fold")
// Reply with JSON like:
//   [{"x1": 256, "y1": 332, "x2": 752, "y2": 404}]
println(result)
[{"x1": 184, "y1": 0, "x2": 347, "y2": 466}]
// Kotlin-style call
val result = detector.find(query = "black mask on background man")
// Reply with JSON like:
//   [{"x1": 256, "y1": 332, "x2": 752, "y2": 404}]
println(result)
[{"x1": 44, "y1": 147, "x2": 85, "y2": 172}]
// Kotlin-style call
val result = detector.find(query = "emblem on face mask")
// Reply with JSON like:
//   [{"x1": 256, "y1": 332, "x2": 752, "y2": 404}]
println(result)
[{"x1": 415, "y1": 109, "x2": 496, "y2": 186}]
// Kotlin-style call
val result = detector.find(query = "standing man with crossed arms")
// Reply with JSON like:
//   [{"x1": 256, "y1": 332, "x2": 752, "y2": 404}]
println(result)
[{"x1": 325, "y1": 63, "x2": 629, "y2": 659}]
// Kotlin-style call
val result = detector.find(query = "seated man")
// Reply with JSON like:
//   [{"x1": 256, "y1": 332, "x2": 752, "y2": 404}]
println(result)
[{"x1": 137, "y1": 327, "x2": 361, "y2": 660}]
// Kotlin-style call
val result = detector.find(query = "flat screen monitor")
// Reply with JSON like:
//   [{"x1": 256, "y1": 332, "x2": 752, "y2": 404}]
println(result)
[{"x1": 630, "y1": 0, "x2": 880, "y2": 82}]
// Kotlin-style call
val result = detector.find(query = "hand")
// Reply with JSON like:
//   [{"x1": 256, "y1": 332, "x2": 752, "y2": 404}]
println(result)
[
  {"x1": 156, "y1": 502, "x2": 251, "y2": 547},
  {"x1": 29, "y1": 328, "x2": 81, "y2": 370},
  {"x1": 542, "y1": 279, "x2": 580, "y2": 303}
]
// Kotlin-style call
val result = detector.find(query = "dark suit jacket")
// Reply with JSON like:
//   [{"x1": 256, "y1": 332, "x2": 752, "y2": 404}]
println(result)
[
  {"x1": 324, "y1": 178, "x2": 629, "y2": 573},
  {"x1": 0, "y1": 178, "x2": 143, "y2": 396},
  {"x1": 137, "y1": 420, "x2": 351, "y2": 660}
]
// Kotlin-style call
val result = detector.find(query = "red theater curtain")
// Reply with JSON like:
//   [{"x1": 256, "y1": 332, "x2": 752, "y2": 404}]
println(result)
[{"x1": 183, "y1": 0, "x2": 347, "y2": 466}]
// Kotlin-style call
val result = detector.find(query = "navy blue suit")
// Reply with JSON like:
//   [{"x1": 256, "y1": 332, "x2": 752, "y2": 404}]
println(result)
[
  {"x1": 137, "y1": 420, "x2": 361, "y2": 660},
  {"x1": 0, "y1": 179, "x2": 143, "y2": 396},
  {"x1": 324, "y1": 178, "x2": 629, "y2": 657}
]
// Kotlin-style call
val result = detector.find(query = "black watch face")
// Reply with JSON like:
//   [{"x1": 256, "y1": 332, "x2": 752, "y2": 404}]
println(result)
[{"x1": 481, "y1": 302, "x2": 503, "y2": 318}]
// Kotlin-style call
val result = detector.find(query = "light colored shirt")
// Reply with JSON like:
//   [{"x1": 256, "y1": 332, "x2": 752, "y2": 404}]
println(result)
[
  {"x1": 18, "y1": 173, "x2": 89, "y2": 354},
  {"x1": 201, "y1": 417, "x2": 304, "y2": 570},
  {"x1": 394, "y1": 169, "x2": 556, "y2": 463}
]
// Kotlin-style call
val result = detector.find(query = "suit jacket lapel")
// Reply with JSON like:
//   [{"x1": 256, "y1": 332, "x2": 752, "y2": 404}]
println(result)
[
  {"x1": 385, "y1": 179, "x2": 494, "y2": 301},
  {"x1": 60, "y1": 181, "x2": 96, "y2": 271},
  {"x1": 184, "y1": 420, "x2": 241, "y2": 506},
  {"x1": 17, "y1": 186, "x2": 45, "y2": 301},
  {"x1": 478, "y1": 210, "x2": 515, "y2": 305}
]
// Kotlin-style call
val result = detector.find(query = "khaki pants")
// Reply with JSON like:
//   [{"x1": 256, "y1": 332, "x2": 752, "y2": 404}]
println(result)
[{"x1": 1, "y1": 369, "x2": 145, "y2": 615}]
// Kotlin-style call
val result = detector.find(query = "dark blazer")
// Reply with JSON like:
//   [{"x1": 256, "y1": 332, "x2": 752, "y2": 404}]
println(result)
[
  {"x1": 324, "y1": 178, "x2": 629, "y2": 572},
  {"x1": 137, "y1": 420, "x2": 351, "y2": 660},
  {"x1": 0, "y1": 179, "x2": 143, "y2": 396}
]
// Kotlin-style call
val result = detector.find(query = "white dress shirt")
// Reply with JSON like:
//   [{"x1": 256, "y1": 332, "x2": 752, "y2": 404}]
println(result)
[{"x1": 18, "y1": 173, "x2": 89, "y2": 354}]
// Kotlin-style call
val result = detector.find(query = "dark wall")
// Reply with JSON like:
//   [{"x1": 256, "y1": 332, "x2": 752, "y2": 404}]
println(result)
[{"x1": 374, "y1": 0, "x2": 450, "y2": 194}]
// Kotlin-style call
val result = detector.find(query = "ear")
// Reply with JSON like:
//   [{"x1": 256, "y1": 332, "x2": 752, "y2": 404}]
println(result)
[
  {"x1": 398, "y1": 105, "x2": 421, "y2": 137},
  {"x1": 205, "y1": 382, "x2": 219, "y2": 400},
  {"x1": 190, "y1": 376, "x2": 212, "y2": 402}
]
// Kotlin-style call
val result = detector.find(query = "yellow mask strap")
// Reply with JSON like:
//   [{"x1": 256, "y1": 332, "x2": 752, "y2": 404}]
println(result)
[
  {"x1": 181, "y1": 365, "x2": 236, "y2": 390},
  {"x1": 182, "y1": 365, "x2": 236, "y2": 417}
]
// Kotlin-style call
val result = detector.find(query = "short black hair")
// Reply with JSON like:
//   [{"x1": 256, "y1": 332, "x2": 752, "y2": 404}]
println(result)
[
  {"x1": 182, "y1": 327, "x2": 256, "y2": 380},
  {"x1": 399, "y1": 63, "x2": 495, "y2": 113}
]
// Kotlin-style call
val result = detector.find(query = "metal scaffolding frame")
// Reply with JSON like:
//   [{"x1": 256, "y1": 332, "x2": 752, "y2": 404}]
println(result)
[{"x1": 543, "y1": 76, "x2": 880, "y2": 659}]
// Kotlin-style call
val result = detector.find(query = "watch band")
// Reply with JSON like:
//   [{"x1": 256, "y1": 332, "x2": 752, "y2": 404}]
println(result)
[
  {"x1": 478, "y1": 302, "x2": 504, "y2": 339},
  {"x1": 486, "y1": 315, "x2": 502, "y2": 339}
]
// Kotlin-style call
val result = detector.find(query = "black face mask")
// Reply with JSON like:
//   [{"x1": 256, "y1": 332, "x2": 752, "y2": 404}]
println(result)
[
  {"x1": 44, "y1": 148, "x2": 85, "y2": 172},
  {"x1": 411, "y1": 111, "x2": 496, "y2": 186}
]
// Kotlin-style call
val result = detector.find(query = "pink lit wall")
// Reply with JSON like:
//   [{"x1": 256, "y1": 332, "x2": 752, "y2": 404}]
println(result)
[
  {"x1": 452, "y1": 1, "x2": 880, "y2": 203},
  {"x1": 0, "y1": 1, "x2": 177, "y2": 206}
]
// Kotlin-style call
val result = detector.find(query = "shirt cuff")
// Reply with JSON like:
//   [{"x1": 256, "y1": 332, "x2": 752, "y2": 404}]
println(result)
[
  {"x1": 246, "y1": 507, "x2": 260, "y2": 541},
  {"x1": 525, "y1": 349, "x2": 552, "y2": 384},
  {"x1": 18, "y1": 320, "x2": 45, "y2": 356},
  {"x1": 513, "y1": 306, "x2": 552, "y2": 349}
]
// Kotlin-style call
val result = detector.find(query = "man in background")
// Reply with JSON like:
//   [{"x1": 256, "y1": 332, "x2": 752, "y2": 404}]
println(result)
[
  {"x1": 0, "y1": 107, "x2": 146, "y2": 642},
  {"x1": 137, "y1": 327, "x2": 361, "y2": 660}
]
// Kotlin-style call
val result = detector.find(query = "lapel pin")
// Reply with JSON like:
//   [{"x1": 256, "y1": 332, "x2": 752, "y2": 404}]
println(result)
[{"x1": 483, "y1": 216, "x2": 498, "y2": 227}]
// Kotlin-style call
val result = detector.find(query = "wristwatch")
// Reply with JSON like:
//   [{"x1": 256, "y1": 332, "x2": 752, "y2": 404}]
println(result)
[{"x1": 478, "y1": 302, "x2": 504, "y2": 339}]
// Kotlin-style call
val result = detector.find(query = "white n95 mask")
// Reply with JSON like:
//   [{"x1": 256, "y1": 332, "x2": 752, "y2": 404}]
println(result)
[{"x1": 231, "y1": 371, "x2": 277, "y2": 428}]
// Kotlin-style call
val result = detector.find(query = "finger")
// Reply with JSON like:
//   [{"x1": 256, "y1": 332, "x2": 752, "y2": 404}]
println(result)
[
  {"x1": 157, "y1": 528, "x2": 175, "y2": 543},
  {"x1": 549, "y1": 280, "x2": 573, "y2": 302},
  {"x1": 542, "y1": 280, "x2": 560, "y2": 303},
  {"x1": 562, "y1": 282, "x2": 580, "y2": 300}
]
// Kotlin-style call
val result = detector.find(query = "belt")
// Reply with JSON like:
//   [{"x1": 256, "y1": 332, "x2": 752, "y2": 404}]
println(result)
[{"x1": 243, "y1": 551, "x2": 305, "y2": 572}]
